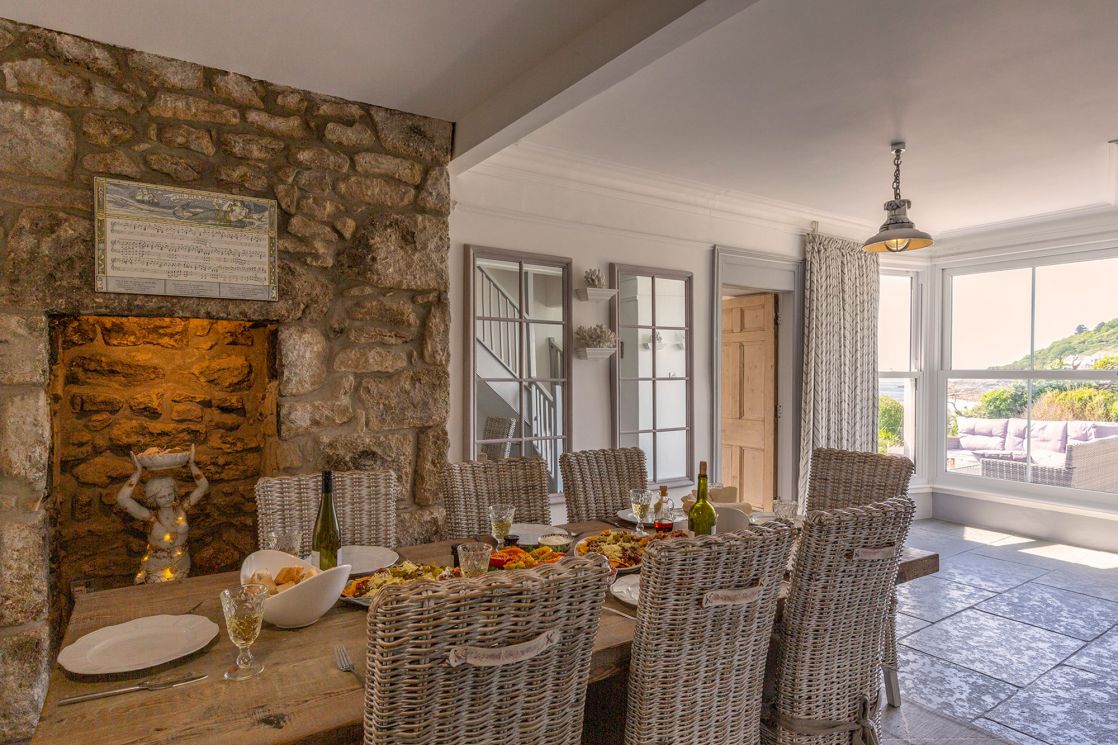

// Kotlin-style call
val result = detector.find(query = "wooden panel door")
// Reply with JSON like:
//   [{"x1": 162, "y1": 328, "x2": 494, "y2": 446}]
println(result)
[{"x1": 721, "y1": 294, "x2": 776, "y2": 510}]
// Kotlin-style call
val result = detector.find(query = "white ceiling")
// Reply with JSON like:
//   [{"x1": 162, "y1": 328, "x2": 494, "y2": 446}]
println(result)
[
  {"x1": 0, "y1": 0, "x2": 624, "y2": 121},
  {"x1": 527, "y1": 0, "x2": 1118, "y2": 232}
]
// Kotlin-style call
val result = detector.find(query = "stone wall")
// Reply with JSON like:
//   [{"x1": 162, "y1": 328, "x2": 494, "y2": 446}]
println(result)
[
  {"x1": 0, "y1": 18, "x2": 452, "y2": 742},
  {"x1": 50, "y1": 316, "x2": 273, "y2": 596}
]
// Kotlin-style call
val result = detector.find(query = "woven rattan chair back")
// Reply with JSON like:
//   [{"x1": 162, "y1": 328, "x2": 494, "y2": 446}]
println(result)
[
  {"x1": 805, "y1": 448, "x2": 914, "y2": 512},
  {"x1": 255, "y1": 470, "x2": 399, "y2": 555},
  {"x1": 480, "y1": 416, "x2": 518, "y2": 460},
  {"x1": 627, "y1": 523, "x2": 796, "y2": 745},
  {"x1": 364, "y1": 555, "x2": 611, "y2": 745},
  {"x1": 442, "y1": 458, "x2": 551, "y2": 539},
  {"x1": 559, "y1": 447, "x2": 648, "y2": 523},
  {"x1": 763, "y1": 497, "x2": 915, "y2": 745}
]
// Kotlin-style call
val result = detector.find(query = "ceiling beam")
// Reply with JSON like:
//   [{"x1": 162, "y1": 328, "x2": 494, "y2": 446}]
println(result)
[{"x1": 450, "y1": 0, "x2": 759, "y2": 174}]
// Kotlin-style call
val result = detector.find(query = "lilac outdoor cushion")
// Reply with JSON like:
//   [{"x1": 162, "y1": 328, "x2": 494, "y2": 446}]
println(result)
[
  {"x1": 957, "y1": 417, "x2": 1008, "y2": 451},
  {"x1": 1094, "y1": 423, "x2": 1118, "y2": 440},
  {"x1": 1067, "y1": 421, "x2": 1095, "y2": 445},
  {"x1": 1005, "y1": 418, "x2": 1028, "y2": 451},
  {"x1": 1030, "y1": 420, "x2": 1068, "y2": 453}
]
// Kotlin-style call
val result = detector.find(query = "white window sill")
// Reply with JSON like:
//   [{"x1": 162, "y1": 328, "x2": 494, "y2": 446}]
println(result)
[{"x1": 931, "y1": 481, "x2": 1118, "y2": 522}]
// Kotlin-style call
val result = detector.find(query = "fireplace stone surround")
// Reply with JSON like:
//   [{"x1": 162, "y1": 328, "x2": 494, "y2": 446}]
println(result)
[{"x1": 0, "y1": 18, "x2": 452, "y2": 741}]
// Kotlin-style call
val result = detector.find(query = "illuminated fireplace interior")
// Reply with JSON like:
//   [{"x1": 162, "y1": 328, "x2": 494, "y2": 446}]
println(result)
[{"x1": 48, "y1": 315, "x2": 277, "y2": 610}]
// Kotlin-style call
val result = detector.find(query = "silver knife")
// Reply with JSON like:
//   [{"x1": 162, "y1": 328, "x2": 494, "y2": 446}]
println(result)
[{"x1": 59, "y1": 672, "x2": 207, "y2": 706}]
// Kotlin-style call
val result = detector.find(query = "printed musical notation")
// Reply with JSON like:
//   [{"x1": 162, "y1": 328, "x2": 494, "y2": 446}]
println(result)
[{"x1": 94, "y1": 177, "x2": 278, "y2": 301}]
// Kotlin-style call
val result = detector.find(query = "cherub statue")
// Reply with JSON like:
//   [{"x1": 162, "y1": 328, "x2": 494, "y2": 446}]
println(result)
[{"x1": 116, "y1": 445, "x2": 209, "y2": 584}]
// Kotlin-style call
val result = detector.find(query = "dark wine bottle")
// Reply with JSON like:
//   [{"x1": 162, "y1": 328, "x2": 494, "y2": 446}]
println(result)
[
  {"x1": 688, "y1": 461, "x2": 717, "y2": 535},
  {"x1": 312, "y1": 470, "x2": 340, "y2": 570}
]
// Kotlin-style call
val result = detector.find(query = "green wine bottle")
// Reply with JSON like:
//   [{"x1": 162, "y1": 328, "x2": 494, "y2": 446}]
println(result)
[
  {"x1": 688, "y1": 460, "x2": 717, "y2": 535},
  {"x1": 312, "y1": 470, "x2": 340, "y2": 570}
]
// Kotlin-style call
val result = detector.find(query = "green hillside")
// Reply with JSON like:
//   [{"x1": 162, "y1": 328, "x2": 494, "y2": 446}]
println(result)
[{"x1": 998, "y1": 317, "x2": 1118, "y2": 370}]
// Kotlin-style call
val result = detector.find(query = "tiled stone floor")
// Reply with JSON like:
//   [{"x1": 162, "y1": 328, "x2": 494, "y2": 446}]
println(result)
[{"x1": 897, "y1": 519, "x2": 1118, "y2": 745}]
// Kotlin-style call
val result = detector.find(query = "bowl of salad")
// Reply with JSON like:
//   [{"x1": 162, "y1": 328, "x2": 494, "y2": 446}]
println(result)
[{"x1": 574, "y1": 529, "x2": 688, "y2": 573}]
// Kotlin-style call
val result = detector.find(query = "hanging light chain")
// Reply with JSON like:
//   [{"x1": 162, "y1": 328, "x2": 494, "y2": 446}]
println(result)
[{"x1": 892, "y1": 147, "x2": 903, "y2": 201}]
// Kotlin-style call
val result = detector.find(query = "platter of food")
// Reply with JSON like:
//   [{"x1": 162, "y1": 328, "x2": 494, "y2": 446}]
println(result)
[
  {"x1": 340, "y1": 561, "x2": 453, "y2": 607},
  {"x1": 574, "y1": 529, "x2": 688, "y2": 573},
  {"x1": 487, "y1": 545, "x2": 566, "y2": 571}
]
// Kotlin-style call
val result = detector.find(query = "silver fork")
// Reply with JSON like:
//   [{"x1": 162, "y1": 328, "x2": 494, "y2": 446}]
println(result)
[{"x1": 334, "y1": 644, "x2": 363, "y2": 688}]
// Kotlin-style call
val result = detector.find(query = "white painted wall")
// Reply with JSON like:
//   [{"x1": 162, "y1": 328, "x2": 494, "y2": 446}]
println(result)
[{"x1": 447, "y1": 143, "x2": 874, "y2": 499}]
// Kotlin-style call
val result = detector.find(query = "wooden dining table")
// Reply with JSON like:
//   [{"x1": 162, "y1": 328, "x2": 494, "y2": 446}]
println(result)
[{"x1": 33, "y1": 520, "x2": 939, "y2": 745}]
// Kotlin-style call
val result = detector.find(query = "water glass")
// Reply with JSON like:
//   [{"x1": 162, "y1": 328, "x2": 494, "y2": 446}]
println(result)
[
  {"x1": 488, "y1": 504, "x2": 515, "y2": 548},
  {"x1": 774, "y1": 501, "x2": 799, "y2": 522},
  {"x1": 264, "y1": 530, "x2": 302, "y2": 556},
  {"x1": 220, "y1": 584, "x2": 268, "y2": 681},
  {"x1": 629, "y1": 489, "x2": 653, "y2": 535},
  {"x1": 457, "y1": 543, "x2": 492, "y2": 577}
]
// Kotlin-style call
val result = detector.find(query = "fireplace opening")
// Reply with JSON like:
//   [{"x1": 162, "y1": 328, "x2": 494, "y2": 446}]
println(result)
[{"x1": 48, "y1": 315, "x2": 277, "y2": 612}]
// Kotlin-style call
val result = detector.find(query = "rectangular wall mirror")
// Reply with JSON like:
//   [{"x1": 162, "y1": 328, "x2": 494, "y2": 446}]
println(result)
[{"x1": 611, "y1": 264, "x2": 694, "y2": 485}]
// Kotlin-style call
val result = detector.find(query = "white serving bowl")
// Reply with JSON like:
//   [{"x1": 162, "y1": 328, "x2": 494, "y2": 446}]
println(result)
[{"x1": 239, "y1": 550, "x2": 351, "y2": 629}]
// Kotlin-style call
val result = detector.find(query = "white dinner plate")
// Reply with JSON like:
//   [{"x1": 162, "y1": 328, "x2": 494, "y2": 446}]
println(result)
[
  {"x1": 58, "y1": 614, "x2": 218, "y2": 675},
  {"x1": 305, "y1": 545, "x2": 399, "y2": 576},
  {"x1": 509, "y1": 523, "x2": 568, "y2": 546},
  {"x1": 610, "y1": 574, "x2": 640, "y2": 606}
]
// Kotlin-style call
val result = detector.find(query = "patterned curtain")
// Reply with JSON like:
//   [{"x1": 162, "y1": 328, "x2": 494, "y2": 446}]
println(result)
[{"x1": 797, "y1": 232, "x2": 880, "y2": 501}]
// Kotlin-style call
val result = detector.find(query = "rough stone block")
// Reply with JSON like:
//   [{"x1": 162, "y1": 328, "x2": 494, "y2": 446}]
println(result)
[
  {"x1": 333, "y1": 346, "x2": 407, "y2": 374},
  {"x1": 26, "y1": 27, "x2": 120, "y2": 76},
  {"x1": 415, "y1": 426, "x2": 449, "y2": 506},
  {"x1": 359, "y1": 367, "x2": 449, "y2": 430},
  {"x1": 145, "y1": 151, "x2": 203, "y2": 181},
  {"x1": 335, "y1": 174, "x2": 414, "y2": 208},
  {"x1": 212, "y1": 71, "x2": 265, "y2": 108},
  {"x1": 423, "y1": 299, "x2": 450, "y2": 366},
  {"x1": 148, "y1": 91, "x2": 240, "y2": 125},
  {"x1": 318, "y1": 430, "x2": 414, "y2": 496},
  {"x1": 279, "y1": 375, "x2": 354, "y2": 438},
  {"x1": 0, "y1": 314, "x2": 47, "y2": 385},
  {"x1": 354, "y1": 151, "x2": 423, "y2": 185},
  {"x1": 1, "y1": 58, "x2": 139, "y2": 112},
  {"x1": 278, "y1": 325, "x2": 328, "y2": 396},
  {"x1": 81, "y1": 149, "x2": 143, "y2": 178},
  {"x1": 66, "y1": 353, "x2": 164, "y2": 385},
  {"x1": 0, "y1": 621, "x2": 50, "y2": 742},
  {"x1": 222, "y1": 132, "x2": 285, "y2": 160},
  {"x1": 246, "y1": 109, "x2": 310, "y2": 138},
  {"x1": 324, "y1": 121, "x2": 376, "y2": 148},
  {"x1": 396, "y1": 505, "x2": 445, "y2": 546},
  {"x1": 370, "y1": 106, "x2": 452, "y2": 165},
  {"x1": 82, "y1": 112, "x2": 134, "y2": 146},
  {"x1": 71, "y1": 452, "x2": 133, "y2": 487},
  {"x1": 0, "y1": 389, "x2": 49, "y2": 491},
  {"x1": 0, "y1": 99, "x2": 75, "y2": 180},
  {"x1": 218, "y1": 162, "x2": 268, "y2": 192},
  {"x1": 417, "y1": 166, "x2": 450, "y2": 215},
  {"x1": 346, "y1": 295, "x2": 419, "y2": 330},
  {"x1": 193, "y1": 355, "x2": 254, "y2": 391},
  {"x1": 292, "y1": 146, "x2": 349, "y2": 173},
  {"x1": 338, "y1": 213, "x2": 448, "y2": 291},
  {"x1": 157, "y1": 123, "x2": 215, "y2": 156},
  {"x1": 128, "y1": 50, "x2": 203, "y2": 89}
]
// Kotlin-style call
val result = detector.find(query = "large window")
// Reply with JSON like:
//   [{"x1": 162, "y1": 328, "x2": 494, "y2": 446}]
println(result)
[
  {"x1": 878, "y1": 271, "x2": 920, "y2": 462},
  {"x1": 465, "y1": 246, "x2": 571, "y2": 491},
  {"x1": 944, "y1": 255, "x2": 1118, "y2": 496},
  {"x1": 612, "y1": 264, "x2": 694, "y2": 485}
]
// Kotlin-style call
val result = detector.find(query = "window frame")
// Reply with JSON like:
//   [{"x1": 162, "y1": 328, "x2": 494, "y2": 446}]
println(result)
[
  {"x1": 463, "y1": 245, "x2": 573, "y2": 474},
  {"x1": 609, "y1": 262, "x2": 695, "y2": 486},
  {"x1": 938, "y1": 247, "x2": 1118, "y2": 508},
  {"x1": 878, "y1": 268, "x2": 924, "y2": 470}
]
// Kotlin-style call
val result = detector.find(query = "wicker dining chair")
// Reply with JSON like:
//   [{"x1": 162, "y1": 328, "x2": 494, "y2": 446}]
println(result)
[
  {"x1": 762, "y1": 497, "x2": 915, "y2": 745},
  {"x1": 559, "y1": 447, "x2": 648, "y2": 523},
  {"x1": 442, "y1": 457, "x2": 551, "y2": 539},
  {"x1": 364, "y1": 555, "x2": 611, "y2": 745},
  {"x1": 255, "y1": 470, "x2": 399, "y2": 555},
  {"x1": 805, "y1": 447, "x2": 915, "y2": 708},
  {"x1": 627, "y1": 523, "x2": 796, "y2": 745}
]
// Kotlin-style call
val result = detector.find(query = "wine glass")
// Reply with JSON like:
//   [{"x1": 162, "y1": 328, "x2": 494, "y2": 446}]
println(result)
[
  {"x1": 488, "y1": 504, "x2": 515, "y2": 548},
  {"x1": 629, "y1": 489, "x2": 653, "y2": 536},
  {"x1": 774, "y1": 501, "x2": 799, "y2": 523},
  {"x1": 220, "y1": 584, "x2": 268, "y2": 681}
]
